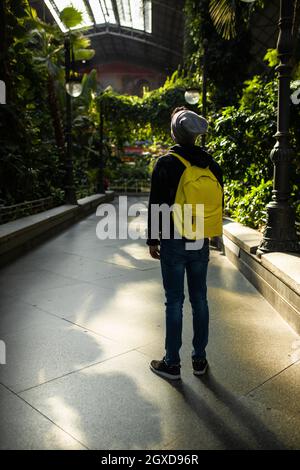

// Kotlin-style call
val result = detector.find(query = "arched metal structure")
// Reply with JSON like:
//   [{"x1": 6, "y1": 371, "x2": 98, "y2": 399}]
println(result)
[
  {"x1": 29, "y1": 0, "x2": 185, "y2": 73},
  {"x1": 30, "y1": 1, "x2": 285, "y2": 75}
]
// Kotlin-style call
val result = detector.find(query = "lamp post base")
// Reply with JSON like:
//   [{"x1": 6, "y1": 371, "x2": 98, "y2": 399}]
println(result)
[{"x1": 257, "y1": 201, "x2": 300, "y2": 257}]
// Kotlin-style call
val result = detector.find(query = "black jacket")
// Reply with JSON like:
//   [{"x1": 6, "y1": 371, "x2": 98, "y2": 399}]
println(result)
[{"x1": 147, "y1": 144, "x2": 223, "y2": 246}]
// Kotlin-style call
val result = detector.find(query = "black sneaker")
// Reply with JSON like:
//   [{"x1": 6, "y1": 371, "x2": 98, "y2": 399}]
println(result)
[
  {"x1": 150, "y1": 359, "x2": 181, "y2": 380},
  {"x1": 192, "y1": 358, "x2": 208, "y2": 376}
]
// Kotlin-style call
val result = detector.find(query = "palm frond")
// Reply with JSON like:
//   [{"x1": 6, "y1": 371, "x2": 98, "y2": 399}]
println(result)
[
  {"x1": 209, "y1": 0, "x2": 237, "y2": 40},
  {"x1": 292, "y1": 0, "x2": 300, "y2": 40}
]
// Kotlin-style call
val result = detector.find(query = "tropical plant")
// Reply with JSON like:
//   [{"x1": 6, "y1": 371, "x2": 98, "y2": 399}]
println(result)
[
  {"x1": 208, "y1": 0, "x2": 300, "y2": 56},
  {"x1": 0, "y1": 0, "x2": 96, "y2": 206},
  {"x1": 99, "y1": 70, "x2": 190, "y2": 149},
  {"x1": 208, "y1": 0, "x2": 264, "y2": 40},
  {"x1": 208, "y1": 74, "x2": 300, "y2": 228},
  {"x1": 184, "y1": 0, "x2": 254, "y2": 107},
  {"x1": 25, "y1": 4, "x2": 94, "y2": 152}
]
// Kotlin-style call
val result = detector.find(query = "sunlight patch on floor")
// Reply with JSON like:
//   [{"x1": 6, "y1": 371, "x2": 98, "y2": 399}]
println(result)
[{"x1": 46, "y1": 395, "x2": 86, "y2": 444}]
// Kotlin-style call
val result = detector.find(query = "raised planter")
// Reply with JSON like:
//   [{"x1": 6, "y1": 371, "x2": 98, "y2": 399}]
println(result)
[
  {"x1": 0, "y1": 197, "x2": 55, "y2": 224},
  {"x1": 0, "y1": 191, "x2": 114, "y2": 268},
  {"x1": 217, "y1": 217, "x2": 300, "y2": 335}
]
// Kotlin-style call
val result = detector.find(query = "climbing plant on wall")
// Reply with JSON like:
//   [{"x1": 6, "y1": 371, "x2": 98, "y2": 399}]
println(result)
[
  {"x1": 98, "y1": 71, "x2": 193, "y2": 148},
  {"x1": 208, "y1": 73, "x2": 300, "y2": 229}
]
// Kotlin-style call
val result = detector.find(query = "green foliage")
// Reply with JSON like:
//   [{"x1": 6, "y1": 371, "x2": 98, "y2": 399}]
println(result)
[
  {"x1": 100, "y1": 71, "x2": 191, "y2": 149},
  {"x1": 1, "y1": 1, "x2": 61, "y2": 203},
  {"x1": 209, "y1": 0, "x2": 237, "y2": 41},
  {"x1": 107, "y1": 155, "x2": 152, "y2": 183},
  {"x1": 184, "y1": 0, "x2": 254, "y2": 107},
  {"x1": 208, "y1": 75, "x2": 300, "y2": 228},
  {"x1": 208, "y1": 0, "x2": 265, "y2": 40},
  {"x1": 0, "y1": 0, "x2": 96, "y2": 206},
  {"x1": 74, "y1": 48, "x2": 95, "y2": 61},
  {"x1": 264, "y1": 48, "x2": 279, "y2": 68},
  {"x1": 60, "y1": 6, "x2": 83, "y2": 29},
  {"x1": 1, "y1": 0, "x2": 299, "y2": 236},
  {"x1": 228, "y1": 180, "x2": 272, "y2": 229}
]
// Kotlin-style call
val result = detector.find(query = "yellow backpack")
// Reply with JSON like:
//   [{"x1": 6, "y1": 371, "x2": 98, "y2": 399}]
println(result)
[{"x1": 171, "y1": 152, "x2": 223, "y2": 240}]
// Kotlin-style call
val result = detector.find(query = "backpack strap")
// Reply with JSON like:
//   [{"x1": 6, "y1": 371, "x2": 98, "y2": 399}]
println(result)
[{"x1": 169, "y1": 152, "x2": 191, "y2": 168}]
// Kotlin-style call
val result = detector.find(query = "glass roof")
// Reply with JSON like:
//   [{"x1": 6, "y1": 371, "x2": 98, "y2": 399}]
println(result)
[{"x1": 45, "y1": 0, "x2": 152, "y2": 33}]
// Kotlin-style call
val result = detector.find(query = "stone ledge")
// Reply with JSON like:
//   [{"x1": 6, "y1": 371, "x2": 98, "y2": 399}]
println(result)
[
  {"x1": 78, "y1": 193, "x2": 110, "y2": 207},
  {"x1": 0, "y1": 192, "x2": 114, "y2": 267},
  {"x1": 223, "y1": 217, "x2": 263, "y2": 254},
  {"x1": 261, "y1": 252, "x2": 300, "y2": 297},
  {"x1": 218, "y1": 219, "x2": 300, "y2": 335},
  {"x1": 0, "y1": 205, "x2": 77, "y2": 245}
]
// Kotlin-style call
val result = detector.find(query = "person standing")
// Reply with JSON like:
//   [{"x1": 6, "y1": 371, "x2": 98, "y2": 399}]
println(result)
[{"x1": 147, "y1": 107, "x2": 223, "y2": 380}]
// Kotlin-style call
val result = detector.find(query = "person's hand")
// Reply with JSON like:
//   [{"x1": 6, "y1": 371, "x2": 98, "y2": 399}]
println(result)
[{"x1": 149, "y1": 244, "x2": 160, "y2": 260}]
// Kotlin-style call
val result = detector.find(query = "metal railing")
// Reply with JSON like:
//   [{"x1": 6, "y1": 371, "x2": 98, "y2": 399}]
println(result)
[
  {"x1": 0, "y1": 197, "x2": 54, "y2": 224},
  {"x1": 109, "y1": 179, "x2": 151, "y2": 193}
]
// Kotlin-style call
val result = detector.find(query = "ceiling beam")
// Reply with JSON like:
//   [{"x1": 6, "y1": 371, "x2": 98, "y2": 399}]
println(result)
[
  {"x1": 86, "y1": 28, "x2": 182, "y2": 57},
  {"x1": 48, "y1": 0, "x2": 61, "y2": 19},
  {"x1": 84, "y1": 0, "x2": 96, "y2": 26},
  {"x1": 111, "y1": 0, "x2": 121, "y2": 26},
  {"x1": 151, "y1": 0, "x2": 183, "y2": 15}
]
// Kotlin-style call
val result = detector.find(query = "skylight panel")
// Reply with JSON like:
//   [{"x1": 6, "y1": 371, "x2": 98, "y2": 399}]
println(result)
[
  {"x1": 144, "y1": 0, "x2": 152, "y2": 33},
  {"x1": 116, "y1": 0, "x2": 152, "y2": 32},
  {"x1": 89, "y1": 0, "x2": 117, "y2": 25},
  {"x1": 100, "y1": 0, "x2": 117, "y2": 24},
  {"x1": 45, "y1": 0, "x2": 152, "y2": 33},
  {"x1": 89, "y1": 0, "x2": 105, "y2": 24},
  {"x1": 116, "y1": 0, "x2": 132, "y2": 28},
  {"x1": 129, "y1": 0, "x2": 144, "y2": 31},
  {"x1": 44, "y1": 0, "x2": 68, "y2": 32}
]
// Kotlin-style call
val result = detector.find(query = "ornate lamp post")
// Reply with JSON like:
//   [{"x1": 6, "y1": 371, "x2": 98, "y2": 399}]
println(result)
[
  {"x1": 257, "y1": 0, "x2": 300, "y2": 255},
  {"x1": 184, "y1": 38, "x2": 208, "y2": 148},
  {"x1": 64, "y1": 36, "x2": 82, "y2": 205}
]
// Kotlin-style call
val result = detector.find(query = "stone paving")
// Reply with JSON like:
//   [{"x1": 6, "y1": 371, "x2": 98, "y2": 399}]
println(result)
[{"x1": 0, "y1": 197, "x2": 299, "y2": 450}]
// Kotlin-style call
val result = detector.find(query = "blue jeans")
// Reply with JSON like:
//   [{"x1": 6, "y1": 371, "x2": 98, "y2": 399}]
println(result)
[{"x1": 160, "y1": 238, "x2": 209, "y2": 366}]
